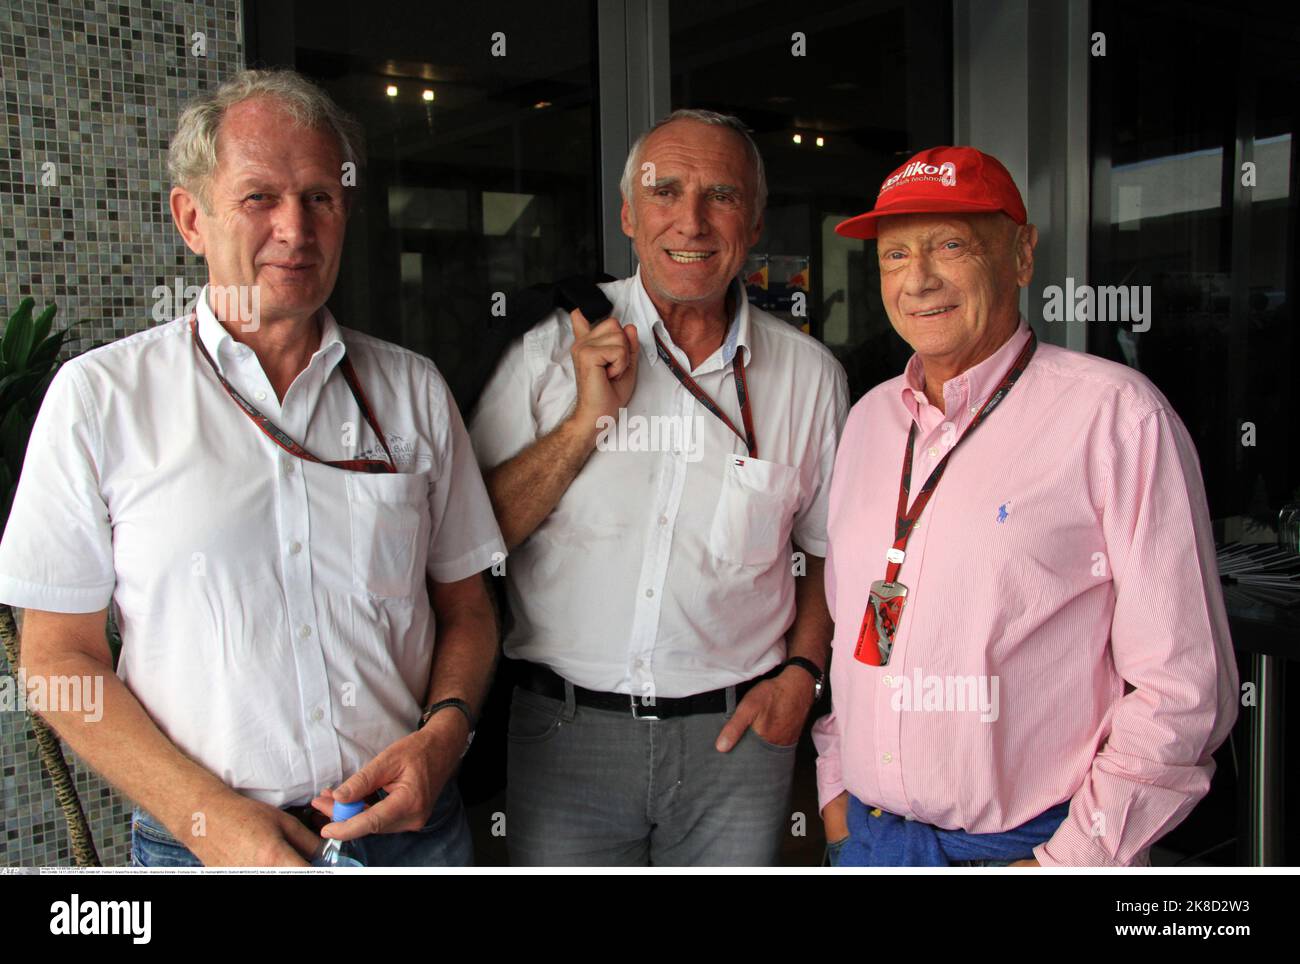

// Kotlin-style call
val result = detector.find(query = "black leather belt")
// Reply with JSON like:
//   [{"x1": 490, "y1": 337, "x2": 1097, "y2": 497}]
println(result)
[{"x1": 516, "y1": 660, "x2": 780, "y2": 720}]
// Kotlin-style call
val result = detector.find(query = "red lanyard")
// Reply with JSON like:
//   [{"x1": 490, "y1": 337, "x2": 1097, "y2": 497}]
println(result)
[
  {"x1": 854, "y1": 332, "x2": 1038, "y2": 666},
  {"x1": 189, "y1": 314, "x2": 397, "y2": 474},
  {"x1": 653, "y1": 330, "x2": 757, "y2": 459}
]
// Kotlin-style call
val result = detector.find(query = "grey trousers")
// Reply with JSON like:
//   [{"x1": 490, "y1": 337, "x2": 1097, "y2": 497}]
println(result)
[{"x1": 506, "y1": 680, "x2": 798, "y2": 866}]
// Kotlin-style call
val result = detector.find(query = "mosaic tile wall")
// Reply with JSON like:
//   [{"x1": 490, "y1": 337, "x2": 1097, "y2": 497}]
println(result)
[{"x1": 1, "y1": 0, "x2": 243, "y2": 867}]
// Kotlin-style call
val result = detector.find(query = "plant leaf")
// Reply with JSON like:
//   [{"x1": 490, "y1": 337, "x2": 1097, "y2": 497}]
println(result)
[
  {"x1": 5, "y1": 297, "x2": 34, "y2": 333},
  {"x1": 1, "y1": 299, "x2": 34, "y2": 376},
  {"x1": 1, "y1": 300, "x2": 37, "y2": 370},
  {"x1": 30, "y1": 302, "x2": 57, "y2": 349}
]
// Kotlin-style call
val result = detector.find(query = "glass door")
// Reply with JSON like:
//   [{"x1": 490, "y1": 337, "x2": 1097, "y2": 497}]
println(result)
[
  {"x1": 248, "y1": 0, "x2": 602, "y2": 410},
  {"x1": 670, "y1": 0, "x2": 954, "y2": 402}
]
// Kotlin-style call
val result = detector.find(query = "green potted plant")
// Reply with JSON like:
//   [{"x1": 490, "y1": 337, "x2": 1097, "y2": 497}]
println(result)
[{"x1": 0, "y1": 296, "x2": 101, "y2": 866}]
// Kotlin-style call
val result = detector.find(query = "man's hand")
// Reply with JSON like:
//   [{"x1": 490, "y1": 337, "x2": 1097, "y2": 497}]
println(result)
[
  {"x1": 715, "y1": 666, "x2": 817, "y2": 752},
  {"x1": 821, "y1": 791, "x2": 850, "y2": 844},
  {"x1": 568, "y1": 308, "x2": 640, "y2": 438},
  {"x1": 310, "y1": 709, "x2": 468, "y2": 841},
  {"x1": 187, "y1": 793, "x2": 318, "y2": 867}
]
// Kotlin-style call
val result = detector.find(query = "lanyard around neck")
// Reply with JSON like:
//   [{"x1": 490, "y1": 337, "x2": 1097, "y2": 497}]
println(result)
[
  {"x1": 884, "y1": 331, "x2": 1039, "y2": 584},
  {"x1": 653, "y1": 330, "x2": 757, "y2": 459},
  {"x1": 852, "y1": 332, "x2": 1038, "y2": 667},
  {"x1": 189, "y1": 313, "x2": 397, "y2": 474}
]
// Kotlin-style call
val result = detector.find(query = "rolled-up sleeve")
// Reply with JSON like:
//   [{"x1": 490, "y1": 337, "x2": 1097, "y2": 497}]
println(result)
[
  {"x1": 812, "y1": 709, "x2": 847, "y2": 815},
  {"x1": 0, "y1": 362, "x2": 115, "y2": 613},
  {"x1": 1035, "y1": 407, "x2": 1239, "y2": 866}
]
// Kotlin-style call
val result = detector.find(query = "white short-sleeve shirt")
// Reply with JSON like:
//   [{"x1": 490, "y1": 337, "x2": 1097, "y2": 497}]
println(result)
[
  {"x1": 470, "y1": 270, "x2": 848, "y2": 698},
  {"x1": 0, "y1": 290, "x2": 505, "y2": 807}
]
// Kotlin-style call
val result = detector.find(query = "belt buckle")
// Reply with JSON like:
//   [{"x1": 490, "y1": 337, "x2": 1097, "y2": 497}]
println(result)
[{"x1": 630, "y1": 694, "x2": 660, "y2": 721}]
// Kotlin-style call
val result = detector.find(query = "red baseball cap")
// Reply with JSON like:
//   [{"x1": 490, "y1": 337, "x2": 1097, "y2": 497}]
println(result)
[{"x1": 834, "y1": 146, "x2": 1027, "y2": 240}]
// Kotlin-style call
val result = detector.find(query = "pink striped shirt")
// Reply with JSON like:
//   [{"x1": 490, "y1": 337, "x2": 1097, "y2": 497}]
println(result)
[{"x1": 811, "y1": 320, "x2": 1239, "y2": 866}]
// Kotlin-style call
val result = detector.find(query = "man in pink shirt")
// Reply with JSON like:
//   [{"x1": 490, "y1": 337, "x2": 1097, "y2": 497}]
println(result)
[{"x1": 814, "y1": 146, "x2": 1239, "y2": 866}]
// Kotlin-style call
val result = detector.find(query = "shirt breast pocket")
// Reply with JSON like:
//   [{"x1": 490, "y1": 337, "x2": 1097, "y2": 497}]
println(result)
[
  {"x1": 708, "y1": 456, "x2": 801, "y2": 569},
  {"x1": 346, "y1": 467, "x2": 432, "y2": 598}
]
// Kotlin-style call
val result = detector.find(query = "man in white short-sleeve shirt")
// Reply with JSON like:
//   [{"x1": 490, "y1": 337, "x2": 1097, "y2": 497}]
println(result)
[
  {"x1": 470, "y1": 109, "x2": 848, "y2": 865},
  {"x1": 0, "y1": 70, "x2": 504, "y2": 867}
]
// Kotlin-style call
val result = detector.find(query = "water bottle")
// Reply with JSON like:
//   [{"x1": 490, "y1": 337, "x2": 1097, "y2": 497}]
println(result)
[{"x1": 310, "y1": 799, "x2": 365, "y2": 867}]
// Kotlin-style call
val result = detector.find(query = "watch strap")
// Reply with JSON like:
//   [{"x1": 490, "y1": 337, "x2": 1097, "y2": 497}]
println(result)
[
  {"x1": 782, "y1": 656, "x2": 824, "y2": 685},
  {"x1": 419, "y1": 697, "x2": 476, "y2": 733}
]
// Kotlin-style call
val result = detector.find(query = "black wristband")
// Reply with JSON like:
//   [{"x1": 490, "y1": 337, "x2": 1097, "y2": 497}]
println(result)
[
  {"x1": 781, "y1": 657, "x2": 824, "y2": 685},
  {"x1": 419, "y1": 697, "x2": 476, "y2": 732}
]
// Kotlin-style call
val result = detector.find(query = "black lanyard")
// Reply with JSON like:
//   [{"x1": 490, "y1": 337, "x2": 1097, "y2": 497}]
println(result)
[
  {"x1": 653, "y1": 331, "x2": 757, "y2": 459},
  {"x1": 189, "y1": 313, "x2": 396, "y2": 474}
]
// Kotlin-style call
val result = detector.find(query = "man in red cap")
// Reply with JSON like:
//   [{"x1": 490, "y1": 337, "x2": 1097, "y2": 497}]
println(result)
[{"x1": 813, "y1": 146, "x2": 1238, "y2": 866}]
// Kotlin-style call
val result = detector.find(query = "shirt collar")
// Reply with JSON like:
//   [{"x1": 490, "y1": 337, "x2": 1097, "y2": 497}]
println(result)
[
  {"x1": 193, "y1": 284, "x2": 346, "y2": 376},
  {"x1": 900, "y1": 317, "x2": 1033, "y2": 425},
  {"x1": 628, "y1": 266, "x2": 751, "y2": 371}
]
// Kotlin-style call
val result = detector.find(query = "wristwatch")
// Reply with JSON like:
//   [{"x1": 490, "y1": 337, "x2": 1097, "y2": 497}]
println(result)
[
  {"x1": 418, "y1": 698, "x2": 476, "y2": 757},
  {"x1": 781, "y1": 657, "x2": 825, "y2": 701}
]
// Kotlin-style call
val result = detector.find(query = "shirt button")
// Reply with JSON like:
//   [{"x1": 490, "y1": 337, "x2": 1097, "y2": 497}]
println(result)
[
  {"x1": 658, "y1": 515, "x2": 668, "y2": 526},
  {"x1": 883, "y1": 675, "x2": 893, "y2": 686},
  {"x1": 284, "y1": 459, "x2": 295, "y2": 476},
  {"x1": 882, "y1": 752, "x2": 893, "y2": 764},
  {"x1": 289, "y1": 541, "x2": 302, "y2": 555},
  {"x1": 969, "y1": 406, "x2": 979, "y2": 415},
  {"x1": 298, "y1": 625, "x2": 312, "y2": 638},
  {"x1": 254, "y1": 390, "x2": 267, "y2": 402},
  {"x1": 310, "y1": 707, "x2": 323, "y2": 722},
  {"x1": 645, "y1": 588, "x2": 655, "y2": 598},
  {"x1": 928, "y1": 446, "x2": 939, "y2": 458}
]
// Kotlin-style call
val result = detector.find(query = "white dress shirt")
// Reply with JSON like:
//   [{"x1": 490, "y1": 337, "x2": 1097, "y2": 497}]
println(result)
[
  {"x1": 470, "y1": 270, "x2": 848, "y2": 698},
  {"x1": 0, "y1": 290, "x2": 505, "y2": 807}
]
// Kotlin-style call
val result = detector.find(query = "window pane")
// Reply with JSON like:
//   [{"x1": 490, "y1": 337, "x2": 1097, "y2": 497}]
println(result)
[
  {"x1": 274, "y1": 0, "x2": 600, "y2": 408},
  {"x1": 670, "y1": 0, "x2": 953, "y2": 401},
  {"x1": 1089, "y1": 0, "x2": 1300, "y2": 531}
]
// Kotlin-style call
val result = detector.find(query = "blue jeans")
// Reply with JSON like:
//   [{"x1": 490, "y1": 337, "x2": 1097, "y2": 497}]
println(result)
[
  {"x1": 506, "y1": 682, "x2": 798, "y2": 866},
  {"x1": 130, "y1": 779, "x2": 473, "y2": 867},
  {"x1": 826, "y1": 837, "x2": 1016, "y2": 867}
]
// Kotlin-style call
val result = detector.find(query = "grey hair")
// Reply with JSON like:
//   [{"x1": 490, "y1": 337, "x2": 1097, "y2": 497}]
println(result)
[
  {"x1": 167, "y1": 69, "x2": 365, "y2": 209},
  {"x1": 620, "y1": 109, "x2": 767, "y2": 227}
]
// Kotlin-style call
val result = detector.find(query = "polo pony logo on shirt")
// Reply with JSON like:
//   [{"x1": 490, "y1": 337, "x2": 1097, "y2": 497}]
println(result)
[{"x1": 996, "y1": 501, "x2": 1011, "y2": 524}]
